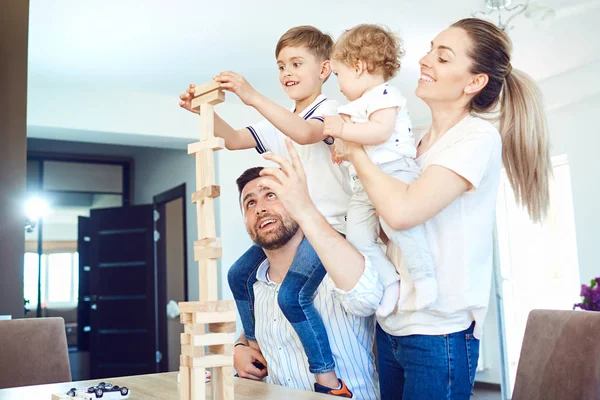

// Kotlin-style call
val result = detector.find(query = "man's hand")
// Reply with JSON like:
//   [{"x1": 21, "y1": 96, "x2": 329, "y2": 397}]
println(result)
[
  {"x1": 214, "y1": 72, "x2": 259, "y2": 106},
  {"x1": 178, "y1": 84, "x2": 200, "y2": 114},
  {"x1": 260, "y1": 139, "x2": 316, "y2": 223},
  {"x1": 234, "y1": 345, "x2": 268, "y2": 381},
  {"x1": 323, "y1": 115, "x2": 345, "y2": 138}
]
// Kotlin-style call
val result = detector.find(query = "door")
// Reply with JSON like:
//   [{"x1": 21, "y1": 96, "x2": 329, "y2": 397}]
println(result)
[
  {"x1": 88, "y1": 205, "x2": 157, "y2": 379},
  {"x1": 154, "y1": 184, "x2": 188, "y2": 372}
]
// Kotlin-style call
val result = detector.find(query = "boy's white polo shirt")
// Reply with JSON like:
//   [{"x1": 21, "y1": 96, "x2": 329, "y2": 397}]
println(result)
[{"x1": 246, "y1": 95, "x2": 351, "y2": 233}]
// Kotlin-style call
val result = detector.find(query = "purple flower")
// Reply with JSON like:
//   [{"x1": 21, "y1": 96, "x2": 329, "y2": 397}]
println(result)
[{"x1": 574, "y1": 277, "x2": 600, "y2": 311}]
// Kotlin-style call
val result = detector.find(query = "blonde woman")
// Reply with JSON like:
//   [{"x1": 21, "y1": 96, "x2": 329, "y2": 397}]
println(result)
[{"x1": 333, "y1": 18, "x2": 551, "y2": 400}]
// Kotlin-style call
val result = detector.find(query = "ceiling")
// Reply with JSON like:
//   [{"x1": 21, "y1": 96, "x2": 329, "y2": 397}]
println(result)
[{"x1": 27, "y1": 0, "x2": 600, "y2": 148}]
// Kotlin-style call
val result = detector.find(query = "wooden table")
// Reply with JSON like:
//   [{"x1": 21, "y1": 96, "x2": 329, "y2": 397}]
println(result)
[{"x1": 0, "y1": 372, "x2": 330, "y2": 399}]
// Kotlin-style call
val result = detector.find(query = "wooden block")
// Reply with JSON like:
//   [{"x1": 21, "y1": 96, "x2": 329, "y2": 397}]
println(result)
[
  {"x1": 180, "y1": 332, "x2": 191, "y2": 346},
  {"x1": 182, "y1": 344, "x2": 206, "y2": 358},
  {"x1": 196, "y1": 199, "x2": 216, "y2": 242},
  {"x1": 183, "y1": 332, "x2": 235, "y2": 347},
  {"x1": 185, "y1": 323, "x2": 207, "y2": 335},
  {"x1": 195, "y1": 150, "x2": 215, "y2": 189},
  {"x1": 208, "y1": 343, "x2": 234, "y2": 356},
  {"x1": 192, "y1": 186, "x2": 220, "y2": 202},
  {"x1": 190, "y1": 366, "x2": 206, "y2": 400},
  {"x1": 180, "y1": 354, "x2": 190, "y2": 367},
  {"x1": 180, "y1": 312, "x2": 192, "y2": 324},
  {"x1": 190, "y1": 354, "x2": 234, "y2": 368},
  {"x1": 193, "y1": 80, "x2": 220, "y2": 97},
  {"x1": 199, "y1": 258, "x2": 219, "y2": 301},
  {"x1": 179, "y1": 365, "x2": 191, "y2": 400},
  {"x1": 208, "y1": 321, "x2": 236, "y2": 333},
  {"x1": 178, "y1": 300, "x2": 235, "y2": 313},
  {"x1": 191, "y1": 90, "x2": 224, "y2": 109},
  {"x1": 192, "y1": 310, "x2": 237, "y2": 325},
  {"x1": 213, "y1": 366, "x2": 234, "y2": 400},
  {"x1": 200, "y1": 104, "x2": 215, "y2": 142},
  {"x1": 194, "y1": 237, "x2": 218, "y2": 247},
  {"x1": 187, "y1": 137, "x2": 225, "y2": 154},
  {"x1": 194, "y1": 245, "x2": 222, "y2": 261}
]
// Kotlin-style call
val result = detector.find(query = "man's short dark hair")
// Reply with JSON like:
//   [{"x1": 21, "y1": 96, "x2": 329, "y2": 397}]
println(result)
[{"x1": 236, "y1": 167, "x2": 265, "y2": 197}]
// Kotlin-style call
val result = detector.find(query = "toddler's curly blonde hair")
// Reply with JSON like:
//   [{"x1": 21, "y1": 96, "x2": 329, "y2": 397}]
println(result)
[{"x1": 332, "y1": 24, "x2": 404, "y2": 80}]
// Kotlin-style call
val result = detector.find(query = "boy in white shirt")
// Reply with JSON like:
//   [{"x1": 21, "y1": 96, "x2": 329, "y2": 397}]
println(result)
[
  {"x1": 324, "y1": 24, "x2": 437, "y2": 315},
  {"x1": 178, "y1": 26, "x2": 352, "y2": 396}
]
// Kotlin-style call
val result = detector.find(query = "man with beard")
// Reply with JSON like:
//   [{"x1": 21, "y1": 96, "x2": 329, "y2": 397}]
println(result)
[{"x1": 229, "y1": 139, "x2": 383, "y2": 399}]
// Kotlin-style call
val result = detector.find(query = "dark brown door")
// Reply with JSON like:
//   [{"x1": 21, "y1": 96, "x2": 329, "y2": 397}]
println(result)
[{"x1": 88, "y1": 205, "x2": 157, "y2": 379}]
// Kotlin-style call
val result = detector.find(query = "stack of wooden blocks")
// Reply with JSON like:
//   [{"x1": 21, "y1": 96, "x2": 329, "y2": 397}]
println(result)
[{"x1": 179, "y1": 81, "x2": 236, "y2": 400}]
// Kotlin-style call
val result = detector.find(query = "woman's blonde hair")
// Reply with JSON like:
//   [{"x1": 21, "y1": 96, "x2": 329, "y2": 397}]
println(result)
[
  {"x1": 332, "y1": 24, "x2": 403, "y2": 80},
  {"x1": 452, "y1": 18, "x2": 551, "y2": 222}
]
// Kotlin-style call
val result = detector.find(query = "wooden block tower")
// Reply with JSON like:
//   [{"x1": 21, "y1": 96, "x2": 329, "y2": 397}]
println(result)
[{"x1": 179, "y1": 81, "x2": 235, "y2": 400}]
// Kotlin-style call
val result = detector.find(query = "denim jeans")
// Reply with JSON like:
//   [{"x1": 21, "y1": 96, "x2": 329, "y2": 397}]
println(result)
[
  {"x1": 227, "y1": 237, "x2": 335, "y2": 374},
  {"x1": 376, "y1": 322, "x2": 479, "y2": 400}
]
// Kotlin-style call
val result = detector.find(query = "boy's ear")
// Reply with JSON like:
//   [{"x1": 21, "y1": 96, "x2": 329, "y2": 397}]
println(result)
[{"x1": 320, "y1": 60, "x2": 332, "y2": 80}]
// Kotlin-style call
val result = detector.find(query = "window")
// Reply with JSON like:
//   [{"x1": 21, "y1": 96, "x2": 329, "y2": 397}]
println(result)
[
  {"x1": 24, "y1": 252, "x2": 79, "y2": 309},
  {"x1": 495, "y1": 155, "x2": 580, "y2": 393}
]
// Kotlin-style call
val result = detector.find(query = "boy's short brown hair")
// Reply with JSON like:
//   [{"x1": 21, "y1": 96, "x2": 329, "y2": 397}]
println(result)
[
  {"x1": 275, "y1": 25, "x2": 334, "y2": 61},
  {"x1": 332, "y1": 24, "x2": 404, "y2": 80}
]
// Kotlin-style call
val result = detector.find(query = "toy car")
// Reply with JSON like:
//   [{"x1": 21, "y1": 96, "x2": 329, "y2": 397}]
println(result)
[{"x1": 65, "y1": 382, "x2": 130, "y2": 399}]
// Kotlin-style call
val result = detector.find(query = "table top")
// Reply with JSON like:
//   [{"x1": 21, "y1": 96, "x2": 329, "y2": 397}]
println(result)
[{"x1": 0, "y1": 371, "x2": 330, "y2": 399}]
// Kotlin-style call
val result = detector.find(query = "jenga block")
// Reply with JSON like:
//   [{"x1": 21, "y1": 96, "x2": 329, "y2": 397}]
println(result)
[
  {"x1": 192, "y1": 186, "x2": 220, "y2": 202},
  {"x1": 191, "y1": 90, "x2": 225, "y2": 109},
  {"x1": 190, "y1": 354, "x2": 234, "y2": 368},
  {"x1": 195, "y1": 237, "x2": 218, "y2": 247},
  {"x1": 213, "y1": 366, "x2": 234, "y2": 400},
  {"x1": 194, "y1": 245, "x2": 222, "y2": 261},
  {"x1": 182, "y1": 332, "x2": 235, "y2": 347},
  {"x1": 208, "y1": 321, "x2": 236, "y2": 334},
  {"x1": 179, "y1": 300, "x2": 235, "y2": 313},
  {"x1": 188, "y1": 138, "x2": 225, "y2": 154},
  {"x1": 180, "y1": 354, "x2": 190, "y2": 367},
  {"x1": 200, "y1": 104, "x2": 215, "y2": 141},
  {"x1": 196, "y1": 199, "x2": 216, "y2": 241},
  {"x1": 190, "y1": 366, "x2": 206, "y2": 400},
  {"x1": 198, "y1": 258, "x2": 219, "y2": 301},
  {"x1": 208, "y1": 343, "x2": 234, "y2": 356},
  {"x1": 195, "y1": 150, "x2": 215, "y2": 189},
  {"x1": 180, "y1": 312, "x2": 192, "y2": 324},
  {"x1": 180, "y1": 365, "x2": 191, "y2": 400},
  {"x1": 191, "y1": 309, "x2": 237, "y2": 325},
  {"x1": 193, "y1": 80, "x2": 220, "y2": 97},
  {"x1": 185, "y1": 324, "x2": 207, "y2": 335}
]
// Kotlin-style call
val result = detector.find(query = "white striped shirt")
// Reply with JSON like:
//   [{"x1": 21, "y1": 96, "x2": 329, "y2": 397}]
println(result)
[{"x1": 254, "y1": 258, "x2": 383, "y2": 400}]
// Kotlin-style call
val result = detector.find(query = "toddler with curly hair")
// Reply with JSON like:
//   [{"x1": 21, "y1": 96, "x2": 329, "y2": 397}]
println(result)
[{"x1": 324, "y1": 24, "x2": 437, "y2": 316}]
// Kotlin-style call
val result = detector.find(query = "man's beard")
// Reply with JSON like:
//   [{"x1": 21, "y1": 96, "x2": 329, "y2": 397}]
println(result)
[{"x1": 249, "y1": 213, "x2": 300, "y2": 250}]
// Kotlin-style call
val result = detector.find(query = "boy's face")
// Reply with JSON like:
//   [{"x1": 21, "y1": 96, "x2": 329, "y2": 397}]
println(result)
[{"x1": 277, "y1": 46, "x2": 327, "y2": 102}]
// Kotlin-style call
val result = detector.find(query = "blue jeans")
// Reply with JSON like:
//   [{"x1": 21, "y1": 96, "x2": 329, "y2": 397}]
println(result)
[
  {"x1": 376, "y1": 322, "x2": 479, "y2": 400},
  {"x1": 227, "y1": 237, "x2": 335, "y2": 374}
]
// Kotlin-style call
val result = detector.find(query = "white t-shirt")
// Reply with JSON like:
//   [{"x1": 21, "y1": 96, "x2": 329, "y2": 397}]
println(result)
[
  {"x1": 378, "y1": 115, "x2": 502, "y2": 339},
  {"x1": 247, "y1": 95, "x2": 352, "y2": 233},
  {"x1": 338, "y1": 83, "x2": 415, "y2": 177}
]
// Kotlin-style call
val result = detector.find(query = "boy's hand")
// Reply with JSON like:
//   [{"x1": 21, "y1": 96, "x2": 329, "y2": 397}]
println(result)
[
  {"x1": 214, "y1": 72, "x2": 259, "y2": 106},
  {"x1": 178, "y1": 84, "x2": 200, "y2": 114},
  {"x1": 323, "y1": 115, "x2": 345, "y2": 138}
]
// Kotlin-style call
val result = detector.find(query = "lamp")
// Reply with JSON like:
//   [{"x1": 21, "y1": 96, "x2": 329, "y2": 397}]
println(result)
[
  {"x1": 24, "y1": 197, "x2": 50, "y2": 233},
  {"x1": 472, "y1": 0, "x2": 556, "y2": 31}
]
